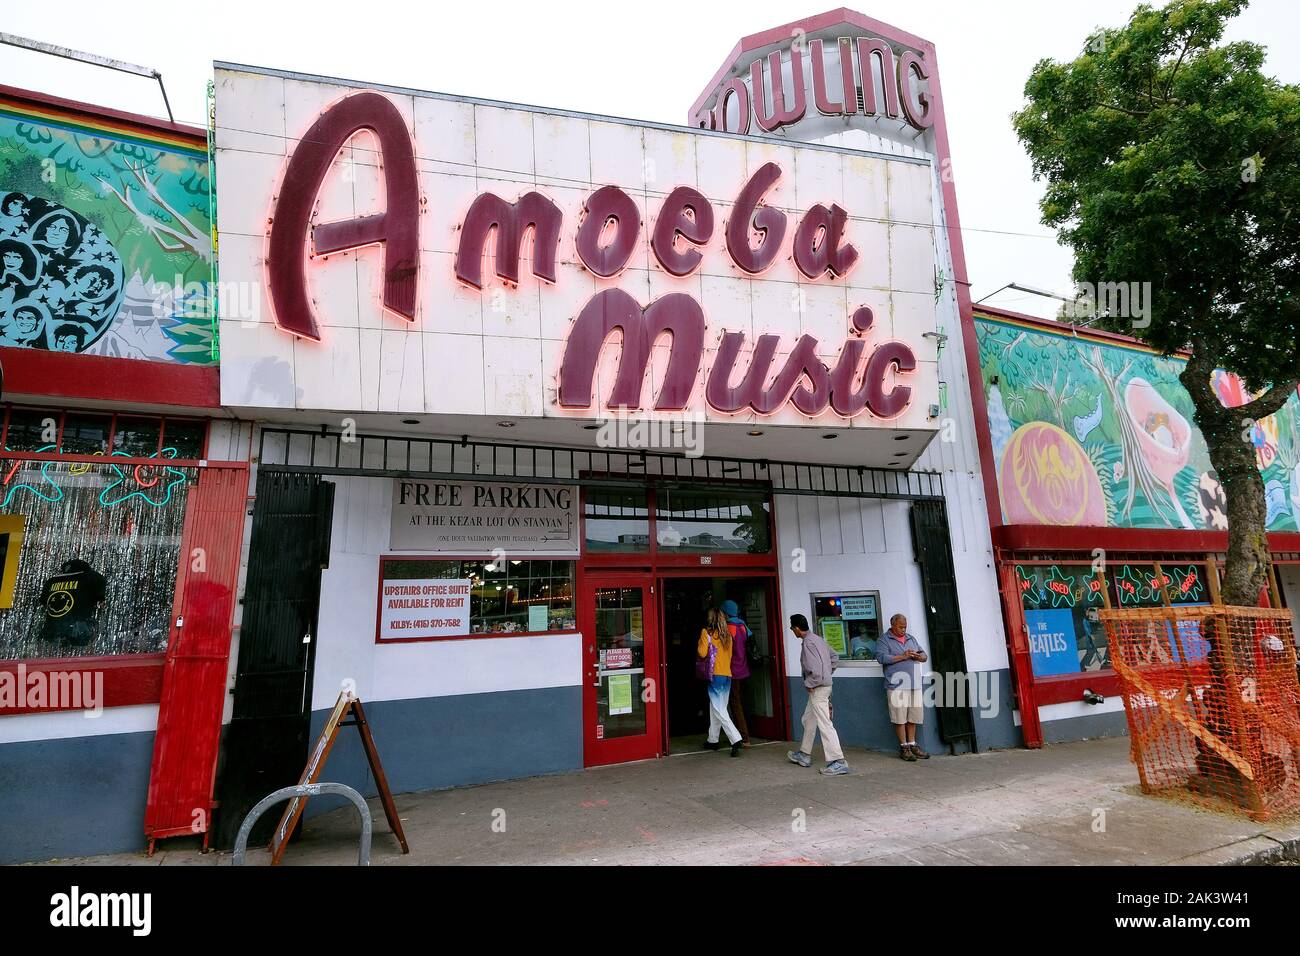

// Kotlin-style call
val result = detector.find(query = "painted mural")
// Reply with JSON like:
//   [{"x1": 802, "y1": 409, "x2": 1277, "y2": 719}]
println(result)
[
  {"x1": 976, "y1": 314, "x2": 1300, "y2": 532},
  {"x1": 0, "y1": 94, "x2": 214, "y2": 364}
]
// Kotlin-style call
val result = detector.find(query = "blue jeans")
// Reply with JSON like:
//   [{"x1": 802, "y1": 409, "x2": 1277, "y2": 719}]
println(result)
[{"x1": 707, "y1": 676, "x2": 742, "y2": 744}]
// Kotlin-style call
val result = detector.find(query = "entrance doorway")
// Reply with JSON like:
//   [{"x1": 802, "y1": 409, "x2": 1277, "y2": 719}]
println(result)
[
  {"x1": 581, "y1": 572, "x2": 661, "y2": 766},
  {"x1": 580, "y1": 570, "x2": 784, "y2": 766},
  {"x1": 661, "y1": 576, "x2": 783, "y2": 750}
]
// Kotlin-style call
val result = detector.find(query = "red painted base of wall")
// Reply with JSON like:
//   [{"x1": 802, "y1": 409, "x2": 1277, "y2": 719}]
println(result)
[{"x1": 0, "y1": 653, "x2": 164, "y2": 715}]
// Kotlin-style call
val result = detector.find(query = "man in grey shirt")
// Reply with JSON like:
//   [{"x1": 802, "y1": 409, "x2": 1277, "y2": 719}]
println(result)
[
  {"x1": 876, "y1": 613, "x2": 929, "y2": 760},
  {"x1": 787, "y1": 613, "x2": 850, "y2": 775}
]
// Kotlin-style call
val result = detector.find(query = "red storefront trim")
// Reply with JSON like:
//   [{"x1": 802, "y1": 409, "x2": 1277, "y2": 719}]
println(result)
[
  {"x1": 994, "y1": 523, "x2": 1300, "y2": 555},
  {"x1": 1032, "y1": 671, "x2": 1123, "y2": 707},
  {"x1": 2, "y1": 348, "x2": 220, "y2": 410},
  {"x1": 0, "y1": 653, "x2": 165, "y2": 715}
]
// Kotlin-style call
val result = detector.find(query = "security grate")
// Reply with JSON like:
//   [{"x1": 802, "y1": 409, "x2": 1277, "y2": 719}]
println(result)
[{"x1": 256, "y1": 427, "x2": 945, "y2": 501}]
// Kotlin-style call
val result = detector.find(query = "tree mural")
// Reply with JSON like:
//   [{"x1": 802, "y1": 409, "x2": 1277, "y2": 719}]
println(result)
[{"x1": 978, "y1": 315, "x2": 1300, "y2": 533}]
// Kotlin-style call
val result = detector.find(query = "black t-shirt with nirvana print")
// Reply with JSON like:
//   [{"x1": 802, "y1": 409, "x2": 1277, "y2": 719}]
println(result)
[{"x1": 39, "y1": 561, "x2": 107, "y2": 646}]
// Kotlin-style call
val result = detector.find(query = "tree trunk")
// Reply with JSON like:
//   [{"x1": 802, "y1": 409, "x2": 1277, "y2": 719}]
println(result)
[
  {"x1": 1204, "y1": 413, "x2": 1270, "y2": 606},
  {"x1": 1179, "y1": 348, "x2": 1296, "y2": 606}
]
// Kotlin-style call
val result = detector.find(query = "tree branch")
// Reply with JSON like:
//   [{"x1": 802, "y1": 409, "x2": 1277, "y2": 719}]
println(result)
[{"x1": 1236, "y1": 379, "x2": 1300, "y2": 424}]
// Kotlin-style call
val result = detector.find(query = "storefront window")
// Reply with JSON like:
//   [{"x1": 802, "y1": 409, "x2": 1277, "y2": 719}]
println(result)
[
  {"x1": 0, "y1": 459, "x2": 193, "y2": 660},
  {"x1": 378, "y1": 557, "x2": 576, "y2": 639},
  {"x1": 655, "y1": 488, "x2": 771, "y2": 553},
  {"x1": 584, "y1": 490, "x2": 650, "y2": 553},
  {"x1": 112, "y1": 417, "x2": 163, "y2": 458},
  {"x1": 811, "y1": 591, "x2": 881, "y2": 661},
  {"x1": 1110, "y1": 563, "x2": 1211, "y2": 663},
  {"x1": 162, "y1": 420, "x2": 207, "y2": 459},
  {"x1": 1111, "y1": 563, "x2": 1208, "y2": 608},
  {"x1": 1017, "y1": 564, "x2": 1109, "y2": 677},
  {"x1": 3, "y1": 409, "x2": 206, "y2": 460},
  {"x1": 4, "y1": 408, "x2": 58, "y2": 452},
  {"x1": 59, "y1": 413, "x2": 111, "y2": 455}
]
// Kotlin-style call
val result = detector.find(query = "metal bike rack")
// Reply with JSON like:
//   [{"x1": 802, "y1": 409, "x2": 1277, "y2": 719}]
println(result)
[{"x1": 232, "y1": 782, "x2": 373, "y2": 866}]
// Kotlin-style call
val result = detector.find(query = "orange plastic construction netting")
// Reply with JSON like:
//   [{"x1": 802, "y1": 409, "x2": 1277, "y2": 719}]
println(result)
[{"x1": 1099, "y1": 605, "x2": 1300, "y2": 821}]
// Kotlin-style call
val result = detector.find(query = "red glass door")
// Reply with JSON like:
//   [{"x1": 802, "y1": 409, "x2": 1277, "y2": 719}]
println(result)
[{"x1": 581, "y1": 572, "x2": 661, "y2": 766}]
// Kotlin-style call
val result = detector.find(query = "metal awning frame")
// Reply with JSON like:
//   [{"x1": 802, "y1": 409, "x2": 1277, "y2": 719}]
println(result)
[{"x1": 256, "y1": 427, "x2": 945, "y2": 501}]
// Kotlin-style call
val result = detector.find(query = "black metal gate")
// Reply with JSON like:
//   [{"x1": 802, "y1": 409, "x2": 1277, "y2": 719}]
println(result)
[
  {"x1": 213, "y1": 472, "x2": 334, "y2": 848},
  {"x1": 910, "y1": 499, "x2": 977, "y2": 753}
]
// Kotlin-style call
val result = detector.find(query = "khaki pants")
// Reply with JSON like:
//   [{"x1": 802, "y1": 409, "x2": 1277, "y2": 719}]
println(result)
[{"x1": 800, "y1": 685, "x2": 843, "y2": 762}]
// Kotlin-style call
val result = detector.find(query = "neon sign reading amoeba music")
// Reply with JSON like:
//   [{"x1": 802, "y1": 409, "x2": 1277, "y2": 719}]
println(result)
[
  {"x1": 0, "y1": 447, "x2": 187, "y2": 509},
  {"x1": 265, "y1": 92, "x2": 919, "y2": 421}
]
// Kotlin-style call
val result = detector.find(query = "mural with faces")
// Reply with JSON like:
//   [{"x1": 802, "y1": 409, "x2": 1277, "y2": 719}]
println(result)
[
  {"x1": 0, "y1": 193, "x2": 125, "y2": 352},
  {"x1": 0, "y1": 99, "x2": 214, "y2": 364}
]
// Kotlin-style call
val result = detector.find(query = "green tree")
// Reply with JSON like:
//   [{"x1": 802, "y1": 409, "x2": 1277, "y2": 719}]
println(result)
[{"x1": 1013, "y1": 0, "x2": 1300, "y2": 605}]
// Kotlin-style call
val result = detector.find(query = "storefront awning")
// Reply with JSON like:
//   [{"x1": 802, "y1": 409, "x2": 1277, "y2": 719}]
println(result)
[{"x1": 256, "y1": 427, "x2": 944, "y2": 501}]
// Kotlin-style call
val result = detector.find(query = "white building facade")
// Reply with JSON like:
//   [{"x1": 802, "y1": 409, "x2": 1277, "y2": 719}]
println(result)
[{"x1": 207, "y1": 10, "x2": 1019, "y2": 843}]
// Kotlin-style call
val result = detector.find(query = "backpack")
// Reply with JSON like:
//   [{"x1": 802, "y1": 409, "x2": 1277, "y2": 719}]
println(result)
[{"x1": 732, "y1": 619, "x2": 761, "y2": 666}]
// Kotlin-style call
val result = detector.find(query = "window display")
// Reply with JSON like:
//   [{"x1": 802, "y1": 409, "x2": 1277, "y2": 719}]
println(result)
[
  {"x1": 0, "y1": 459, "x2": 192, "y2": 659},
  {"x1": 811, "y1": 591, "x2": 881, "y2": 660},
  {"x1": 1017, "y1": 564, "x2": 1109, "y2": 677},
  {"x1": 378, "y1": 557, "x2": 576, "y2": 640}
]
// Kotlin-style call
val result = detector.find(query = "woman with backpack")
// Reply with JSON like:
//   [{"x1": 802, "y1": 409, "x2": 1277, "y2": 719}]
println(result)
[
  {"x1": 697, "y1": 606, "x2": 744, "y2": 757},
  {"x1": 721, "y1": 599, "x2": 753, "y2": 748}
]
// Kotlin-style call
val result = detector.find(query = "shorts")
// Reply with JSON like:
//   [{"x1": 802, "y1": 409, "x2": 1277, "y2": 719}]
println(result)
[{"x1": 887, "y1": 687, "x2": 924, "y2": 725}]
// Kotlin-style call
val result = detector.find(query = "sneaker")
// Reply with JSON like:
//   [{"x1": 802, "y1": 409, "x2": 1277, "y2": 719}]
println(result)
[
  {"x1": 899, "y1": 745, "x2": 917, "y2": 762},
  {"x1": 909, "y1": 744, "x2": 931, "y2": 760},
  {"x1": 787, "y1": 750, "x2": 812, "y2": 768},
  {"x1": 730, "y1": 741, "x2": 743, "y2": 757},
  {"x1": 820, "y1": 759, "x2": 850, "y2": 775},
  {"x1": 702, "y1": 740, "x2": 720, "y2": 751}
]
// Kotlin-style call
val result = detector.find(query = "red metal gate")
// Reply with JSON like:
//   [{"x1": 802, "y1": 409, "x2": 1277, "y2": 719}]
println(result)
[{"x1": 143, "y1": 463, "x2": 248, "y2": 850}]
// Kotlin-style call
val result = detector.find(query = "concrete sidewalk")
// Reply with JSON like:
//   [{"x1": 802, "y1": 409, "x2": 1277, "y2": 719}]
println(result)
[{"x1": 41, "y1": 737, "x2": 1300, "y2": 866}]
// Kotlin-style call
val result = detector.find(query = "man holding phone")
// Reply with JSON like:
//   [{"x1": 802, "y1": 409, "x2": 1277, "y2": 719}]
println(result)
[{"x1": 876, "y1": 613, "x2": 929, "y2": 761}]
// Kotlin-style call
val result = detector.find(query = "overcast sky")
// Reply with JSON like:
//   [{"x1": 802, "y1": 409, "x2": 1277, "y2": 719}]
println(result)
[{"x1": 3, "y1": 0, "x2": 1296, "y2": 317}]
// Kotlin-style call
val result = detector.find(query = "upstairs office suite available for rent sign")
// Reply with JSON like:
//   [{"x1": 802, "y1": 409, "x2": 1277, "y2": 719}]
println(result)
[
  {"x1": 379, "y1": 578, "x2": 471, "y2": 640},
  {"x1": 390, "y1": 479, "x2": 580, "y2": 554}
]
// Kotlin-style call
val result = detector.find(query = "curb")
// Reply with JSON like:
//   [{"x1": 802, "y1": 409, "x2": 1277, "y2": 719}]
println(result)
[{"x1": 1171, "y1": 823, "x2": 1300, "y2": 866}]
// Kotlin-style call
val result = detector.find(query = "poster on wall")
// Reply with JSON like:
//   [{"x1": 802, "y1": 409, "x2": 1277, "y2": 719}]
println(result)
[
  {"x1": 840, "y1": 595, "x2": 877, "y2": 620},
  {"x1": 390, "y1": 480, "x2": 580, "y2": 555},
  {"x1": 0, "y1": 93, "x2": 215, "y2": 363},
  {"x1": 1024, "y1": 608, "x2": 1081, "y2": 677},
  {"x1": 821, "y1": 619, "x2": 849, "y2": 657},
  {"x1": 377, "y1": 577, "x2": 471, "y2": 640}
]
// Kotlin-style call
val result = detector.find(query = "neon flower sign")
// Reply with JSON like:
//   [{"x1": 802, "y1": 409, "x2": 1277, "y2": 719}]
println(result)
[
  {"x1": 265, "y1": 92, "x2": 922, "y2": 422},
  {"x1": 0, "y1": 447, "x2": 186, "y2": 508}
]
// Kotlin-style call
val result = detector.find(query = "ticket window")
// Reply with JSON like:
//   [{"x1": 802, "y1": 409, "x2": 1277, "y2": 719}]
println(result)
[{"x1": 811, "y1": 591, "x2": 882, "y2": 662}]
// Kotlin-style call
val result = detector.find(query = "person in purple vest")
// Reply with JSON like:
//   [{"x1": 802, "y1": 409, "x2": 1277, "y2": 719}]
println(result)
[{"x1": 721, "y1": 599, "x2": 751, "y2": 747}]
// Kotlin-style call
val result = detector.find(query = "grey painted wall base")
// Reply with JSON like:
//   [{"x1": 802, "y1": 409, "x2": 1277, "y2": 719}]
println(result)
[
  {"x1": 299, "y1": 685, "x2": 584, "y2": 820},
  {"x1": 785, "y1": 669, "x2": 1022, "y2": 756},
  {"x1": 1040, "y1": 707, "x2": 1129, "y2": 743},
  {"x1": 0, "y1": 730, "x2": 154, "y2": 864}
]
